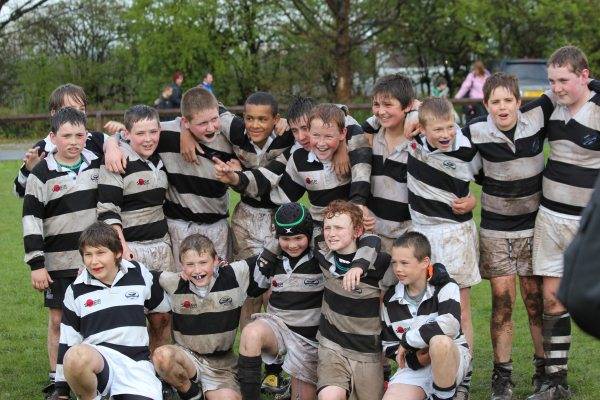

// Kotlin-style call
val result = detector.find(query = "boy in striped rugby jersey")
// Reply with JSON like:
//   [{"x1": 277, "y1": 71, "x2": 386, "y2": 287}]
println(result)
[
  {"x1": 22, "y1": 107, "x2": 104, "y2": 400},
  {"x1": 237, "y1": 203, "x2": 321, "y2": 400},
  {"x1": 152, "y1": 234, "x2": 268, "y2": 400},
  {"x1": 466, "y1": 73, "x2": 551, "y2": 399},
  {"x1": 527, "y1": 46, "x2": 600, "y2": 400},
  {"x1": 97, "y1": 105, "x2": 175, "y2": 355},
  {"x1": 55, "y1": 222, "x2": 170, "y2": 400},
  {"x1": 381, "y1": 232, "x2": 470, "y2": 400},
  {"x1": 314, "y1": 200, "x2": 390, "y2": 400}
]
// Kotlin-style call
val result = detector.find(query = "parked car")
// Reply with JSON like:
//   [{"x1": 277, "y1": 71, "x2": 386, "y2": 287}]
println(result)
[{"x1": 498, "y1": 58, "x2": 549, "y2": 98}]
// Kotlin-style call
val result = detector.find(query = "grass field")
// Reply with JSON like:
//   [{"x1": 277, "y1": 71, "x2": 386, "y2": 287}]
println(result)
[{"x1": 0, "y1": 159, "x2": 598, "y2": 399}]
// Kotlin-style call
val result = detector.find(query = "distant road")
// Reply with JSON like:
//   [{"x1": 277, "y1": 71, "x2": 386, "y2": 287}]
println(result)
[{"x1": 0, "y1": 143, "x2": 28, "y2": 161}]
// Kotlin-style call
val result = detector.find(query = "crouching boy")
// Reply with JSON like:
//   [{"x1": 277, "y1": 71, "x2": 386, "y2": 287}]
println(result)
[
  {"x1": 381, "y1": 232, "x2": 471, "y2": 400},
  {"x1": 55, "y1": 222, "x2": 171, "y2": 400},
  {"x1": 152, "y1": 234, "x2": 267, "y2": 400}
]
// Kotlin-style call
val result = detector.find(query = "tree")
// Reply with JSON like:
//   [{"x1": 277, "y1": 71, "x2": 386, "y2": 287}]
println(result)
[
  {"x1": 0, "y1": 0, "x2": 50, "y2": 33},
  {"x1": 274, "y1": 0, "x2": 403, "y2": 102}
]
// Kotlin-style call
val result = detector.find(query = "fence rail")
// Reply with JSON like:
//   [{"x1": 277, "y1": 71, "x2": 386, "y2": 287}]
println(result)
[{"x1": 0, "y1": 98, "x2": 538, "y2": 134}]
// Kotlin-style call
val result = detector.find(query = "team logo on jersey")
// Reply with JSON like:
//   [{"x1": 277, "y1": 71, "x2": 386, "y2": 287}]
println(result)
[
  {"x1": 442, "y1": 160, "x2": 456, "y2": 170},
  {"x1": 219, "y1": 296, "x2": 233, "y2": 306},
  {"x1": 352, "y1": 287, "x2": 363, "y2": 294},
  {"x1": 396, "y1": 325, "x2": 409, "y2": 334},
  {"x1": 272, "y1": 279, "x2": 280, "y2": 288},
  {"x1": 411, "y1": 141, "x2": 417, "y2": 150},
  {"x1": 52, "y1": 184, "x2": 67, "y2": 192},
  {"x1": 305, "y1": 177, "x2": 317, "y2": 185},
  {"x1": 125, "y1": 290, "x2": 139, "y2": 299},
  {"x1": 137, "y1": 178, "x2": 149, "y2": 186},
  {"x1": 303, "y1": 278, "x2": 321, "y2": 286},
  {"x1": 90, "y1": 173, "x2": 99, "y2": 182},
  {"x1": 84, "y1": 298, "x2": 101, "y2": 308},
  {"x1": 582, "y1": 133, "x2": 599, "y2": 148},
  {"x1": 181, "y1": 299, "x2": 197, "y2": 309}
]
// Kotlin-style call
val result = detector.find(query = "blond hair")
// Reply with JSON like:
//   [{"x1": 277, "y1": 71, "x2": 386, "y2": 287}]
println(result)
[
  {"x1": 181, "y1": 87, "x2": 218, "y2": 120},
  {"x1": 418, "y1": 97, "x2": 455, "y2": 127},
  {"x1": 179, "y1": 234, "x2": 217, "y2": 261}
]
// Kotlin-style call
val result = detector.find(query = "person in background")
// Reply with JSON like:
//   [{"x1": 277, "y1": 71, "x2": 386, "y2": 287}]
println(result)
[
  {"x1": 432, "y1": 76, "x2": 449, "y2": 98},
  {"x1": 201, "y1": 72, "x2": 214, "y2": 93},
  {"x1": 455, "y1": 60, "x2": 490, "y2": 122},
  {"x1": 169, "y1": 71, "x2": 184, "y2": 108}
]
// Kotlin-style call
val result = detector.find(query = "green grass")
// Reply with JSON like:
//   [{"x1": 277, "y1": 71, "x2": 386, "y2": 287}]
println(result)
[{"x1": 1, "y1": 160, "x2": 599, "y2": 399}]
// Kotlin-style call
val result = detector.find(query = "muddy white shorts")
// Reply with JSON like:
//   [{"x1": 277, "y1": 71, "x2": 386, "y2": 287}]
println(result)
[
  {"x1": 413, "y1": 220, "x2": 481, "y2": 288},
  {"x1": 389, "y1": 343, "x2": 471, "y2": 397},
  {"x1": 231, "y1": 202, "x2": 275, "y2": 260},
  {"x1": 168, "y1": 218, "x2": 233, "y2": 268},
  {"x1": 252, "y1": 313, "x2": 318, "y2": 385},
  {"x1": 532, "y1": 207, "x2": 580, "y2": 277},
  {"x1": 93, "y1": 344, "x2": 161, "y2": 399},
  {"x1": 128, "y1": 235, "x2": 176, "y2": 272}
]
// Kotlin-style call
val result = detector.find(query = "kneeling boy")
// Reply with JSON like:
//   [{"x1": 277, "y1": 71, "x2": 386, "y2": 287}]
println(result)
[
  {"x1": 152, "y1": 234, "x2": 267, "y2": 400},
  {"x1": 55, "y1": 222, "x2": 170, "y2": 400},
  {"x1": 381, "y1": 232, "x2": 470, "y2": 400}
]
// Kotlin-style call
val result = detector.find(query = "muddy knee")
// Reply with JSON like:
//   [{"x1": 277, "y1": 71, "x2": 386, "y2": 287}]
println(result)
[
  {"x1": 152, "y1": 345, "x2": 177, "y2": 372},
  {"x1": 429, "y1": 335, "x2": 454, "y2": 358},
  {"x1": 63, "y1": 345, "x2": 98, "y2": 373}
]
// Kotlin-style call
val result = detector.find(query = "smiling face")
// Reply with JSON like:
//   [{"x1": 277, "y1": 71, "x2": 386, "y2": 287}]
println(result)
[
  {"x1": 243, "y1": 104, "x2": 279, "y2": 148},
  {"x1": 548, "y1": 64, "x2": 590, "y2": 108},
  {"x1": 124, "y1": 118, "x2": 160, "y2": 159},
  {"x1": 278, "y1": 234, "x2": 309, "y2": 258},
  {"x1": 50, "y1": 122, "x2": 87, "y2": 164},
  {"x1": 309, "y1": 118, "x2": 346, "y2": 162},
  {"x1": 289, "y1": 115, "x2": 311, "y2": 150},
  {"x1": 421, "y1": 116, "x2": 456, "y2": 151},
  {"x1": 181, "y1": 249, "x2": 219, "y2": 287},
  {"x1": 391, "y1": 245, "x2": 429, "y2": 287},
  {"x1": 484, "y1": 86, "x2": 521, "y2": 132},
  {"x1": 183, "y1": 108, "x2": 220, "y2": 144},
  {"x1": 323, "y1": 213, "x2": 362, "y2": 254},
  {"x1": 372, "y1": 93, "x2": 408, "y2": 131},
  {"x1": 83, "y1": 245, "x2": 121, "y2": 285}
]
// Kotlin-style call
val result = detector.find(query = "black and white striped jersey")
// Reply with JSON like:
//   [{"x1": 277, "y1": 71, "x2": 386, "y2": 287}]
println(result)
[
  {"x1": 542, "y1": 91, "x2": 600, "y2": 217},
  {"x1": 467, "y1": 95, "x2": 554, "y2": 237},
  {"x1": 22, "y1": 149, "x2": 102, "y2": 276},
  {"x1": 219, "y1": 107, "x2": 295, "y2": 209},
  {"x1": 14, "y1": 131, "x2": 105, "y2": 198},
  {"x1": 381, "y1": 264, "x2": 467, "y2": 359},
  {"x1": 314, "y1": 234, "x2": 391, "y2": 361},
  {"x1": 159, "y1": 257, "x2": 265, "y2": 356},
  {"x1": 232, "y1": 114, "x2": 372, "y2": 208},
  {"x1": 97, "y1": 141, "x2": 169, "y2": 242},
  {"x1": 368, "y1": 127, "x2": 411, "y2": 239},
  {"x1": 407, "y1": 129, "x2": 480, "y2": 225},
  {"x1": 157, "y1": 119, "x2": 236, "y2": 225},
  {"x1": 55, "y1": 260, "x2": 170, "y2": 393}
]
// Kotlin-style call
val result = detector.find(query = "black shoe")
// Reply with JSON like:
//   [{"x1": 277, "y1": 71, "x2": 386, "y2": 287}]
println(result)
[
  {"x1": 453, "y1": 385, "x2": 470, "y2": 400},
  {"x1": 532, "y1": 356, "x2": 547, "y2": 393},
  {"x1": 42, "y1": 383, "x2": 62, "y2": 400},
  {"x1": 491, "y1": 366, "x2": 514, "y2": 400},
  {"x1": 526, "y1": 382, "x2": 572, "y2": 400}
]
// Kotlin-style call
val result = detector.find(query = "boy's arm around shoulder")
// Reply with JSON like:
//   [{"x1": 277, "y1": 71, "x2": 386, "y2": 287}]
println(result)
[
  {"x1": 346, "y1": 121, "x2": 372, "y2": 205},
  {"x1": 55, "y1": 285, "x2": 84, "y2": 397},
  {"x1": 351, "y1": 233, "x2": 383, "y2": 275},
  {"x1": 142, "y1": 266, "x2": 171, "y2": 313},
  {"x1": 252, "y1": 238, "x2": 282, "y2": 291}
]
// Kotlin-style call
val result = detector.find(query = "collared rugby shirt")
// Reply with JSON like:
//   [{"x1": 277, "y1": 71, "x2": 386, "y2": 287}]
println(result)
[
  {"x1": 467, "y1": 95, "x2": 554, "y2": 237},
  {"x1": 157, "y1": 119, "x2": 236, "y2": 224},
  {"x1": 407, "y1": 129, "x2": 480, "y2": 225},
  {"x1": 55, "y1": 260, "x2": 170, "y2": 394},
  {"x1": 368, "y1": 127, "x2": 411, "y2": 239},
  {"x1": 314, "y1": 235, "x2": 391, "y2": 361},
  {"x1": 22, "y1": 148, "x2": 101, "y2": 276},
  {"x1": 381, "y1": 268, "x2": 467, "y2": 359},
  {"x1": 219, "y1": 107, "x2": 295, "y2": 208},
  {"x1": 159, "y1": 257, "x2": 265, "y2": 356},
  {"x1": 542, "y1": 91, "x2": 600, "y2": 217},
  {"x1": 97, "y1": 141, "x2": 169, "y2": 242},
  {"x1": 234, "y1": 115, "x2": 373, "y2": 208},
  {"x1": 14, "y1": 131, "x2": 105, "y2": 198}
]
